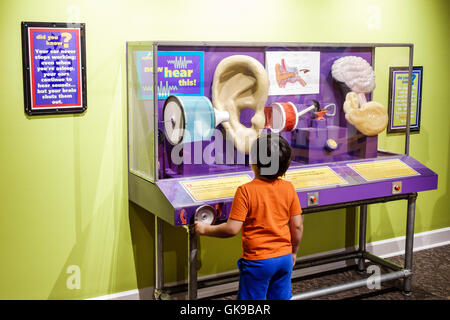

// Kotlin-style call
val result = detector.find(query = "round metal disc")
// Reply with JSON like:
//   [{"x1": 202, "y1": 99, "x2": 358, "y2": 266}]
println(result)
[
  {"x1": 163, "y1": 97, "x2": 185, "y2": 145},
  {"x1": 194, "y1": 205, "x2": 216, "y2": 225}
]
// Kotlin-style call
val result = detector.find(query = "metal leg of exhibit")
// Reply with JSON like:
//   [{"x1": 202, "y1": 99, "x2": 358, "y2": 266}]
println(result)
[
  {"x1": 153, "y1": 217, "x2": 165, "y2": 300},
  {"x1": 188, "y1": 224, "x2": 198, "y2": 300},
  {"x1": 357, "y1": 204, "x2": 368, "y2": 274},
  {"x1": 153, "y1": 220, "x2": 199, "y2": 300}
]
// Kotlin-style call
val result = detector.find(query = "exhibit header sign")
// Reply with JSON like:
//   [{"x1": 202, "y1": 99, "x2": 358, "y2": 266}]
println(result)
[
  {"x1": 135, "y1": 51, "x2": 205, "y2": 100},
  {"x1": 21, "y1": 22, "x2": 87, "y2": 115}
]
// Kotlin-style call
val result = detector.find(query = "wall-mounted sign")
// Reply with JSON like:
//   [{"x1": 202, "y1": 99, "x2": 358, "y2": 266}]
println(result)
[
  {"x1": 21, "y1": 22, "x2": 87, "y2": 115},
  {"x1": 135, "y1": 51, "x2": 204, "y2": 100},
  {"x1": 388, "y1": 66, "x2": 423, "y2": 133}
]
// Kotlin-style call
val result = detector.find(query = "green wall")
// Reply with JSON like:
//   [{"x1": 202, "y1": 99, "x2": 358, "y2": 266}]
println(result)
[{"x1": 0, "y1": 0, "x2": 448, "y2": 299}]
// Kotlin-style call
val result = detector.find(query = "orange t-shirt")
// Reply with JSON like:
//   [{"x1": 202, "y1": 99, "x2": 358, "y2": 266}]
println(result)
[{"x1": 229, "y1": 178, "x2": 302, "y2": 261}]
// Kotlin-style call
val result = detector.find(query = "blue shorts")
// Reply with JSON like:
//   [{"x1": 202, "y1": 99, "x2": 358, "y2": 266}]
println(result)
[{"x1": 237, "y1": 253, "x2": 293, "y2": 300}]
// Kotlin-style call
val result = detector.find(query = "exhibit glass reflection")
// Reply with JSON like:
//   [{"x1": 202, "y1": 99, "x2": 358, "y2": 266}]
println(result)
[{"x1": 126, "y1": 42, "x2": 413, "y2": 182}]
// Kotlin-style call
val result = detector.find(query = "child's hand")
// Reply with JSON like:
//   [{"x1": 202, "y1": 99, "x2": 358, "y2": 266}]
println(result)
[
  {"x1": 194, "y1": 221, "x2": 208, "y2": 235},
  {"x1": 292, "y1": 253, "x2": 297, "y2": 269}
]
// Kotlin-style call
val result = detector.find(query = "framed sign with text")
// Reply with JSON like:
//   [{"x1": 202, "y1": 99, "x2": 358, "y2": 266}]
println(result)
[
  {"x1": 387, "y1": 66, "x2": 423, "y2": 133},
  {"x1": 21, "y1": 22, "x2": 87, "y2": 115}
]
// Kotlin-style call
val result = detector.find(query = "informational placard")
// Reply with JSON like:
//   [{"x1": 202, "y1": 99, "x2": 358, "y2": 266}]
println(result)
[
  {"x1": 266, "y1": 51, "x2": 320, "y2": 96},
  {"x1": 181, "y1": 175, "x2": 252, "y2": 201},
  {"x1": 135, "y1": 51, "x2": 204, "y2": 100},
  {"x1": 388, "y1": 66, "x2": 423, "y2": 133},
  {"x1": 348, "y1": 159, "x2": 419, "y2": 181},
  {"x1": 21, "y1": 22, "x2": 86, "y2": 115},
  {"x1": 283, "y1": 166, "x2": 346, "y2": 190}
]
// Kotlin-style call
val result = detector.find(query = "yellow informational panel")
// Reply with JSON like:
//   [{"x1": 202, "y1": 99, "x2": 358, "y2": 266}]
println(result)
[
  {"x1": 283, "y1": 166, "x2": 346, "y2": 190},
  {"x1": 348, "y1": 159, "x2": 419, "y2": 181},
  {"x1": 181, "y1": 175, "x2": 252, "y2": 201}
]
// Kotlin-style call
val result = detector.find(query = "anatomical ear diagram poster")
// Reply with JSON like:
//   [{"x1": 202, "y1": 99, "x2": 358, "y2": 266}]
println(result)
[{"x1": 266, "y1": 51, "x2": 320, "y2": 96}]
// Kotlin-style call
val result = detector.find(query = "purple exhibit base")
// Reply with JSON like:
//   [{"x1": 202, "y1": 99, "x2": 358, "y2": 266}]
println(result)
[{"x1": 149, "y1": 153, "x2": 438, "y2": 226}]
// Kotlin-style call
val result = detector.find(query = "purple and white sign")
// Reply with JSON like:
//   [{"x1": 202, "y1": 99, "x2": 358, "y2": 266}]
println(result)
[
  {"x1": 136, "y1": 51, "x2": 204, "y2": 100},
  {"x1": 28, "y1": 27, "x2": 83, "y2": 110}
]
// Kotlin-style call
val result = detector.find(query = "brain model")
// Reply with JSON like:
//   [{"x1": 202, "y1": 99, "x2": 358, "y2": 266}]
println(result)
[{"x1": 331, "y1": 56, "x2": 375, "y2": 95}]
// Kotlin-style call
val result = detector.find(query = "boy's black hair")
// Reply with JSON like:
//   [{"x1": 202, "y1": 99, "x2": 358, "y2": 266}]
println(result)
[{"x1": 250, "y1": 133, "x2": 292, "y2": 181}]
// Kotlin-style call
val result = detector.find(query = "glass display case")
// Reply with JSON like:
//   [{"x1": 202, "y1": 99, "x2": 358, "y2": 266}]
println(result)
[{"x1": 127, "y1": 41, "x2": 436, "y2": 226}]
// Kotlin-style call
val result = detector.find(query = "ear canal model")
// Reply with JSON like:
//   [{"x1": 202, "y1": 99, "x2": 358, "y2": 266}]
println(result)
[
  {"x1": 212, "y1": 55, "x2": 269, "y2": 154},
  {"x1": 343, "y1": 92, "x2": 388, "y2": 136}
]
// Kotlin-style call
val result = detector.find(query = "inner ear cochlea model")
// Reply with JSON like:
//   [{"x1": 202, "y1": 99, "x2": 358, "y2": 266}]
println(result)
[
  {"x1": 212, "y1": 55, "x2": 269, "y2": 154},
  {"x1": 344, "y1": 92, "x2": 388, "y2": 136}
]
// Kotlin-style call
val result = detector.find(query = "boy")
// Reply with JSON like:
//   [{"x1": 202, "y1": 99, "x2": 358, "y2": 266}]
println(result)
[{"x1": 195, "y1": 133, "x2": 303, "y2": 300}]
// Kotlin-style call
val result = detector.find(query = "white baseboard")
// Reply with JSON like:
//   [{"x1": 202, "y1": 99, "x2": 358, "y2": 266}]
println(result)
[
  {"x1": 367, "y1": 227, "x2": 450, "y2": 258},
  {"x1": 88, "y1": 227, "x2": 450, "y2": 300}
]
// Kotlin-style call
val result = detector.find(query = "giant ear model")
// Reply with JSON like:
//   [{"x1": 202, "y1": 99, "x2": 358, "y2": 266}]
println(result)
[
  {"x1": 212, "y1": 55, "x2": 269, "y2": 154},
  {"x1": 332, "y1": 56, "x2": 388, "y2": 136}
]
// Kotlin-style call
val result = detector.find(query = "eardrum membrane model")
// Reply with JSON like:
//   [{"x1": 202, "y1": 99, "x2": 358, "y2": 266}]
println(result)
[
  {"x1": 269, "y1": 101, "x2": 336, "y2": 133},
  {"x1": 163, "y1": 95, "x2": 229, "y2": 145}
]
